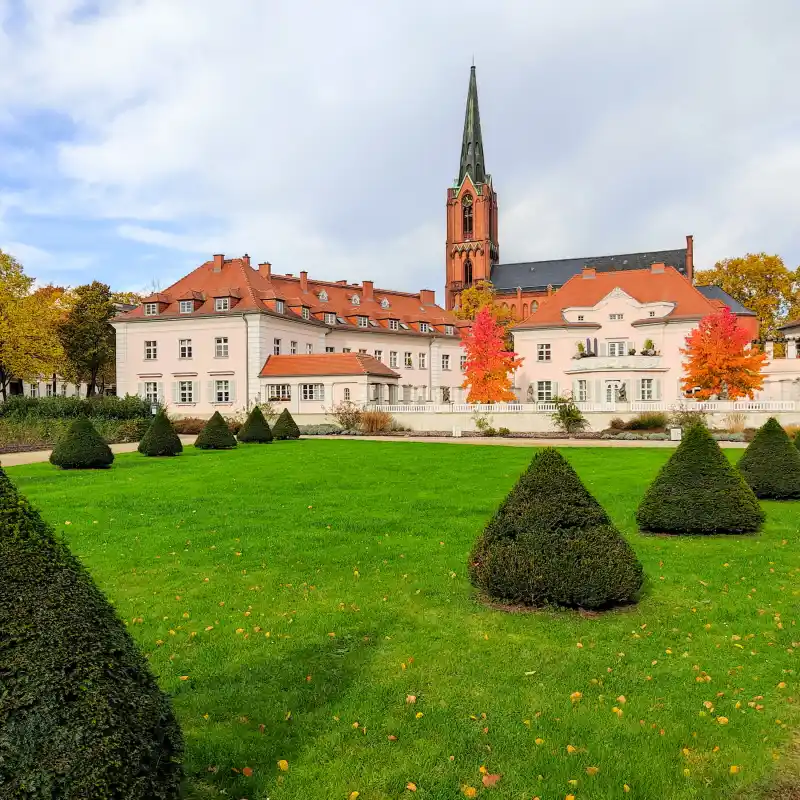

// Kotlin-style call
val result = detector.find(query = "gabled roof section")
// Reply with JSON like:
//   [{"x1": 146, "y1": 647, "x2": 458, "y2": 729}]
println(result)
[
  {"x1": 491, "y1": 247, "x2": 688, "y2": 292},
  {"x1": 514, "y1": 267, "x2": 718, "y2": 330},
  {"x1": 259, "y1": 353, "x2": 400, "y2": 378},
  {"x1": 457, "y1": 66, "x2": 488, "y2": 186}
]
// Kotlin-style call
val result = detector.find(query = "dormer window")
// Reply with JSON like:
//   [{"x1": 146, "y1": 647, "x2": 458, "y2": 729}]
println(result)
[
  {"x1": 324, "y1": 312, "x2": 336, "y2": 325},
  {"x1": 380, "y1": 298, "x2": 390, "y2": 309},
  {"x1": 179, "y1": 300, "x2": 194, "y2": 314},
  {"x1": 419, "y1": 322, "x2": 430, "y2": 333},
  {"x1": 445, "y1": 324, "x2": 455, "y2": 336},
  {"x1": 276, "y1": 300, "x2": 285, "y2": 314},
  {"x1": 302, "y1": 307, "x2": 310, "y2": 320},
  {"x1": 144, "y1": 303, "x2": 158, "y2": 316},
  {"x1": 318, "y1": 290, "x2": 328, "y2": 302},
  {"x1": 389, "y1": 319, "x2": 399, "y2": 331},
  {"x1": 357, "y1": 315, "x2": 369, "y2": 328},
  {"x1": 215, "y1": 297, "x2": 230, "y2": 312},
  {"x1": 649, "y1": 310, "x2": 656, "y2": 318}
]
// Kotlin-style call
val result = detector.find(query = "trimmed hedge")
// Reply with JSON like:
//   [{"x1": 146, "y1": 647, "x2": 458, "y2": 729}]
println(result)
[
  {"x1": 469, "y1": 448, "x2": 644, "y2": 609},
  {"x1": 0, "y1": 465, "x2": 183, "y2": 797},
  {"x1": 0, "y1": 394, "x2": 150, "y2": 421},
  {"x1": 636, "y1": 423, "x2": 764, "y2": 534},
  {"x1": 194, "y1": 411, "x2": 237, "y2": 450},
  {"x1": 737, "y1": 417, "x2": 800, "y2": 499},
  {"x1": 138, "y1": 409, "x2": 183, "y2": 457},
  {"x1": 272, "y1": 408, "x2": 301, "y2": 440},
  {"x1": 237, "y1": 406, "x2": 273, "y2": 443},
  {"x1": 49, "y1": 417, "x2": 114, "y2": 469},
  {"x1": 794, "y1": 430, "x2": 800, "y2": 451}
]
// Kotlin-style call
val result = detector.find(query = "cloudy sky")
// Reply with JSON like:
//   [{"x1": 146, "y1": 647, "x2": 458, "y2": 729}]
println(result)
[{"x1": 1, "y1": 0, "x2": 799, "y2": 298}]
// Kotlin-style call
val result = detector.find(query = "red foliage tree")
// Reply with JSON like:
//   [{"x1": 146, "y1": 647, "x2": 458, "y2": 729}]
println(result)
[
  {"x1": 681, "y1": 307, "x2": 767, "y2": 400},
  {"x1": 461, "y1": 308, "x2": 524, "y2": 403}
]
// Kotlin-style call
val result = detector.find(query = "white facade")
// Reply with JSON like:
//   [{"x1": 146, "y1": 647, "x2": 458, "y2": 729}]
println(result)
[{"x1": 113, "y1": 313, "x2": 466, "y2": 417}]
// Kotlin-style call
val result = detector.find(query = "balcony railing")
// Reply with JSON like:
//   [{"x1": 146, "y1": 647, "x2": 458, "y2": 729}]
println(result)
[{"x1": 567, "y1": 355, "x2": 663, "y2": 372}]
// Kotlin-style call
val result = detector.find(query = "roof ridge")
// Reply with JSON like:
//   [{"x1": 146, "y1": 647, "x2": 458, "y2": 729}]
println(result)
[{"x1": 496, "y1": 246, "x2": 686, "y2": 269}]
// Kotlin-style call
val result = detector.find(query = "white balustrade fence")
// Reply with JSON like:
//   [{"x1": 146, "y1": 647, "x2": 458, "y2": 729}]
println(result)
[{"x1": 366, "y1": 400, "x2": 797, "y2": 414}]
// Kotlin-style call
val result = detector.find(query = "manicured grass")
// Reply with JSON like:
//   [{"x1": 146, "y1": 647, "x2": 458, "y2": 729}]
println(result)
[{"x1": 6, "y1": 441, "x2": 800, "y2": 800}]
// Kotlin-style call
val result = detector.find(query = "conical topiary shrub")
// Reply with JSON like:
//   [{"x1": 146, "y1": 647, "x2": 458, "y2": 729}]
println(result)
[
  {"x1": 737, "y1": 417, "x2": 800, "y2": 499},
  {"x1": 271, "y1": 408, "x2": 301, "y2": 440},
  {"x1": 138, "y1": 408, "x2": 183, "y2": 456},
  {"x1": 794, "y1": 429, "x2": 800, "y2": 451},
  {"x1": 194, "y1": 410, "x2": 237, "y2": 450},
  {"x1": 0, "y1": 465, "x2": 183, "y2": 796},
  {"x1": 469, "y1": 448, "x2": 644, "y2": 609},
  {"x1": 49, "y1": 416, "x2": 114, "y2": 469},
  {"x1": 237, "y1": 405, "x2": 273, "y2": 443},
  {"x1": 637, "y1": 423, "x2": 764, "y2": 534}
]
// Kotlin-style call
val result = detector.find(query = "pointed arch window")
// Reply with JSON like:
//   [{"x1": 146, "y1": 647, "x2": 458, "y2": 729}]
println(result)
[
  {"x1": 462, "y1": 194, "x2": 473, "y2": 239},
  {"x1": 464, "y1": 257, "x2": 473, "y2": 288}
]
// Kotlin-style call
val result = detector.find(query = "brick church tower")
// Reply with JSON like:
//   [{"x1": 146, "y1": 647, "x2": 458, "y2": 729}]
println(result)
[{"x1": 445, "y1": 66, "x2": 499, "y2": 310}]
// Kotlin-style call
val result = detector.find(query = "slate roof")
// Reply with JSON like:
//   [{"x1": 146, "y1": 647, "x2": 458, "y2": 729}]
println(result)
[
  {"x1": 695, "y1": 285, "x2": 756, "y2": 316},
  {"x1": 490, "y1": 248, "x2": 688, "y2": 293}
]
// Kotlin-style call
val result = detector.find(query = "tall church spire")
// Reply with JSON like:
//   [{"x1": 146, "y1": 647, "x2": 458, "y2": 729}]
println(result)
[{"x1": 458, "y1": 66, "x2": 487, "y2": 185}]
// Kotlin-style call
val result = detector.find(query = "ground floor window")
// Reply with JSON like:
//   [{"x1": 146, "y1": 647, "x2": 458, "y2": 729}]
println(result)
[
  {"x1": 61, "y1": 383, "x2": 68, "y2": 397},
  {"x1": 576, "y1": 379, "x2": 588, "y2": 402},
  {"x1": 301, "y1": 383, "x2": 324, "y2": 401},
  {"x1": 266, "y1": 384, "x2": 291, "y2": 401},
  {"x1": 344, "y1": 387, "x2": 351, "y2": 401},
  {"x1": 388, "y1": 384, "x2": 398, "y2": 403},
  {"x1": 402, "y1": 385, "x2": 411, "y2": 402},
  {"x1": 178, "y1": 381, "x2": 194, "y2": 403},
  {"x1": 29, "y1": 383, "x2": 38, "y2": 398},
  {"x1": 215, "y1": 380, "x2": 231, "y2": 403},
  {"x1": 144, "y1": 381, "x2": 159, "y2": 403},
  {"x1": 537, "y1": 381, "x2": 553, "y2": 402},
  {"x1": 45, "y1": 383, "x2": 54, "y2": 397},
  {"x1": 640, "y1": 377, "x2": 654, "y2": 401}
]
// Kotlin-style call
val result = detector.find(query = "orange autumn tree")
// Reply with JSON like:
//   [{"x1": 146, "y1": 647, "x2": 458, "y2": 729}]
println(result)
[
  {"x1": 681, "y1": 306, "x2": 767, "y2": 400},
  {"x1": 461, "y1": 308, "x2": 523, "y2": 403}
]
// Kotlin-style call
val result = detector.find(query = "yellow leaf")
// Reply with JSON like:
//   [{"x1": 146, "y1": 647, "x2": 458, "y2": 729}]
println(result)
[
  {"x1": 570, "y1": 691, "x2": 582, "y2": 703},
  {"x1": 415, "y1": 712, "x2": 424, "y2": 719},
  {"x1": 730, "y1": 765, "x2": 740, "y2": 775},
  {"x1": 624, "y1": 784, "x2": 631, "y2": 793},
  {"x1": 586, "y1": 766, "x2": 599, "y2": 776},
  {"x1": 277, "y1": 759, "x2": 289, "y2": 772},
  {"x1": 717, "y1": 716, "x2": 729, "y2": 725},
  {"x1": 406, "y1": 782, "x2": 417, "y2": 792},
  {"x1": 535, "y1": 738, "x2": 544, "y2": 745},
  {"x1": 462, "y1": 786, "x2": 477, "y2": 798},
  {"x1": 567, "y1": 744, "x2": 577, "y2": 754},
  {"x1": 348, "y1": 793, "x2": 360, "y2": 800}
]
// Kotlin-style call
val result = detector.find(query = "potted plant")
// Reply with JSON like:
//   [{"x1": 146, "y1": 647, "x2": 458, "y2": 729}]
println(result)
[
  {"x1": 628, "y1": 347, "x2": 637, "y2": 356},
  {"x1": 640, "y1": 338, "x2": 657, "y2": 356},
  {"x1": 575, "y1": 341, "x2": 586, "y2": 359}
]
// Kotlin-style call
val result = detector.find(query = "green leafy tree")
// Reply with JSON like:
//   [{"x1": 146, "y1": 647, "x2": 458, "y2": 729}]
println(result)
[
  {"x1": 0, "y1": 465, "x2": 183, "y2": 796},
  {"x1": 469, "y1": 448, "x2": 643, "y2": 609},
  {"x1": 59, "y1": 281, "x2": 116, "y2": 397},
  {"x1": 694, "y1": 253, "x2": 800, "y2": 341},
  {"x1": 0, "y1": 251, "x2": 63, "y2": 400}
]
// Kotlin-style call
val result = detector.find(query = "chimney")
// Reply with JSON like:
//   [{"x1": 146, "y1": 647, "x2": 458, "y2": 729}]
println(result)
[
  {"x1": 300, "y1": 271, "x2": 308, "y2": 292},
  {"x1": 651, "y1": 262, "x2": 665, "y2": 274},
  {"x1": 685, "y1": 234, "x2": 694, "y2": 280},
  {"x1": 362, "y1": 280, "x2": 374, "y2": 301},
  {"x1": 582, "y1": 267, "x2": 596, "y2": 279},
  {"x1": 419, "y1": 289, "x2": 435, "y2": 305},
  {"x1": 242, "y1": 253, "x2": 250, "y2": 267},
  {"x1": 258, "y1": 261, "x2": 272, "y2": 277},
  {"x1": 212, "y1": 253, "x2": 225, "y2": 272}
]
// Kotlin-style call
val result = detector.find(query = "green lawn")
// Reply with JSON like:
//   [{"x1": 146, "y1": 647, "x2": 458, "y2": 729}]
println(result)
[{"x1": 6, "y1": 440, "x2": 799, "y2": 800}]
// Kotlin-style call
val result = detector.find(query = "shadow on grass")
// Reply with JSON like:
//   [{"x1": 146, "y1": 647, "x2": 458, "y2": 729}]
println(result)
[{"x1": 184, "y1": 626, "x2": 382, "y2": 796}]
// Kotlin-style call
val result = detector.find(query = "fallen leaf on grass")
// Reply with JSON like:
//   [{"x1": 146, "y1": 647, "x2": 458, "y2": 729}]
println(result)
[
  {"x1": 406, "y1": 782, "x2": 417, "y2": 791},
  {"x1": 461, "y1": 787, "x2": 477, "y2": 798},
  {"x1": 482, "y1": 773, "x2": 501, "y2": 787},
  {"x1": 277, "y1": 759, "x2": 289, "y2": 772},
  {"x1": 242, "y1": 767, "x2": 253, "y2": 777}
]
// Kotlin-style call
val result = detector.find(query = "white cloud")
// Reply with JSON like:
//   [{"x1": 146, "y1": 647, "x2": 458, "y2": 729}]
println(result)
[{"x1": 1, "y1": 0, "x2": 800, "y2": 291}]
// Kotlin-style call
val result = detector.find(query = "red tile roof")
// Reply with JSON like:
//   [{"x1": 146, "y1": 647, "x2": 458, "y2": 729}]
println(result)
[
  {"x1": 259, "y1": 353, "x2": 400, "y2": 378},
  {"x1": 513, "y1": 266, "x2": 719, "y2": 330},
  {"x1": 118, "y1": 255, "x2": 467, "y2": 337}
]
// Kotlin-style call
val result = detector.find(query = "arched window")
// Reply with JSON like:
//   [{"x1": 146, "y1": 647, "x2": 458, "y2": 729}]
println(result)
[
  {"x1": 523, "y1": 303, "x2": 529, "y2": 318},
  {"x1": 532, "y1": 300, "x2": 539, "y2": 312},
  {"x1": 463, "y1": 257, "x2": 473, "y2": 287},
  {"x1": 462, "y1": 194, "x2": 473, "y2": 238}
]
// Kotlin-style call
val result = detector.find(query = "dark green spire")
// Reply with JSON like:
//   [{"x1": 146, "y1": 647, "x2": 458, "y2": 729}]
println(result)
[{"x1": 458, "y1": 66, "x2": 487, "y2": 185}]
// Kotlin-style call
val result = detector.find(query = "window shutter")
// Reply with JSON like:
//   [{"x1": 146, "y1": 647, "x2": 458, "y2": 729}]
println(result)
[
  {"x1": 172, "y1": 382, "x2": 179, "y2": 402},
  {"x1": 599, "y1": 341, "x2": 607, "y2": 356},
  {"x1": 552, "y1": 381, "x2": 559, "y2": 399},
  {"x1": 229, "y1": 381, "x2": 237, "y2": 404},
  {"x1": 137, "y1": 382, "x2": 145, "y2": 399},
  {"x1": 572, "y1": 379, "x2": 579, "y2": 399},
  {"x1": 157, "y1": 382, "x2": 165, "y2": 404},
  {"x1": 635, "y1": 378, "x2": 642, "y2": 401},
  {"x1": 193, "y1": 381, "x2": 200, "y2": 402},
  {"x1": 206, "y1": 381, "x2": 215, "y2": 402},
  {"x1": 595, "y1": 380, "x2": 603, "y2": 403},
  {"x1": 655, "y1": 379, "x2": 662, "y2": 401}
]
